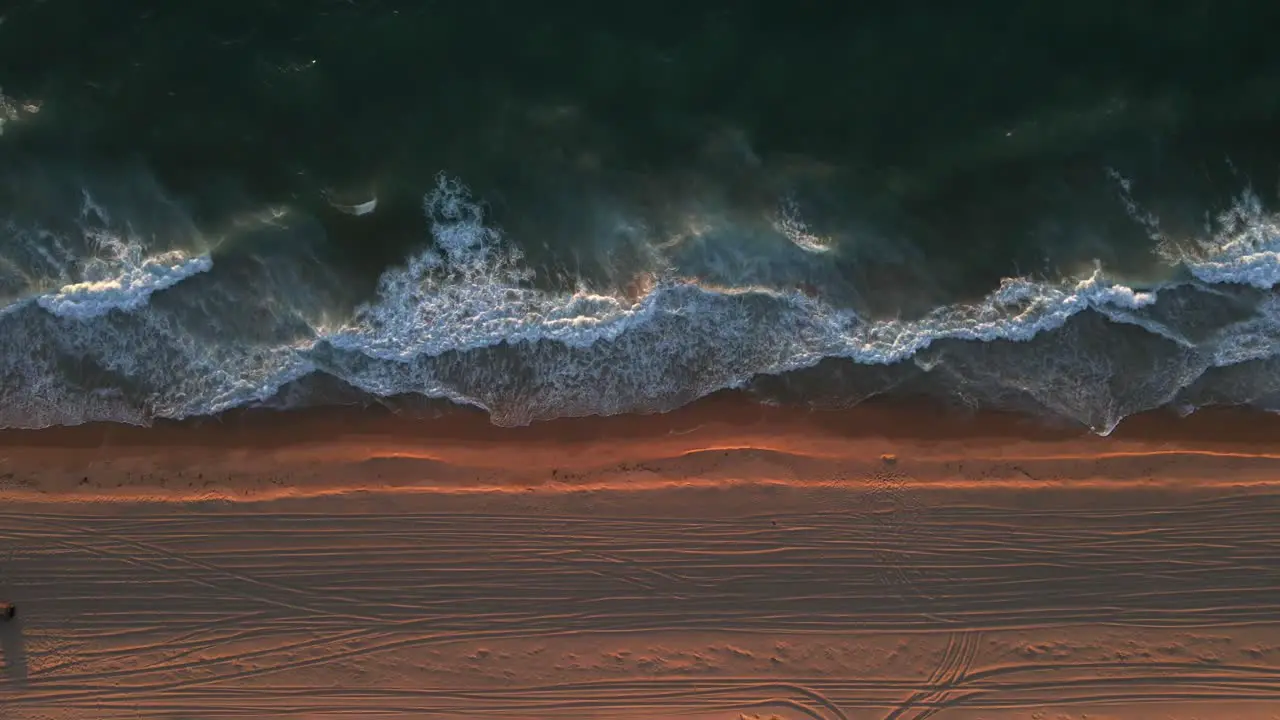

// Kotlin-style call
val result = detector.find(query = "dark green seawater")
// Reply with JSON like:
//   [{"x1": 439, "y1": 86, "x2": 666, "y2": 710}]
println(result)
[{"x1": 2, "y1": 1, "x2": 1280, "y2": 432}]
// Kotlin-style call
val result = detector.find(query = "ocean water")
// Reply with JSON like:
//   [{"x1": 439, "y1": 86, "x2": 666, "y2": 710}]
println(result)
[{"x1": 3, "y1": 1, "x2": 1280, "y2": 433}]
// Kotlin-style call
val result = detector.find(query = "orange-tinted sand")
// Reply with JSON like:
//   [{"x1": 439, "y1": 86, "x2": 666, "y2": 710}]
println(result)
[{"x1": 3, "y1": 396, "x2": 1280, "y2": 718}]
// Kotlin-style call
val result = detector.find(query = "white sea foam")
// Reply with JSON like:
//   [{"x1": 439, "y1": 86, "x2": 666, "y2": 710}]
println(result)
[
  {"x1": 774, "y1": 194, "x2": 834, "y2": 254},
  {"x1": 0, "y1": 89, "x2": 40, "y2": 137},
  {"x1": 327, "y1": 195, "x2": 378, "y2": 216},
  {"x1": 307, "y1": 173, "x2": 1280, "y2": 434},
  {"x1": 6, "y1": 171, "x2": 1280, "y2": 432},
  {"x1": 1113, "y1": 171, "x2": 1280, "y2": 289},
  {"x1": 1205, "y1": 294, "x2": 1280, "y2": 368},
  {"x1": 329, "y1": 174, "x2": 1162, "y2": 373},
  {"x1": 1178, "y1": 191, "x2": 1280, "y2": 289},
  {"x1": 1, "y1": 188, "x2": 212, "y2": 320},
  {"x1": 34, "y1": 231, "x2": 213, "y2": 319}
]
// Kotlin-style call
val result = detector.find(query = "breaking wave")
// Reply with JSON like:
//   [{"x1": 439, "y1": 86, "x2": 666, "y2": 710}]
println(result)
[{"x1": 2, "y1": 171, "x2": 1280, "y2": 434}]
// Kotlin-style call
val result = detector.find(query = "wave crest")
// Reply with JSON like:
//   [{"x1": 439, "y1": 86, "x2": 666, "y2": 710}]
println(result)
[{"x1": 2, "y1": 171, "x2": 1280, "y2": 433}]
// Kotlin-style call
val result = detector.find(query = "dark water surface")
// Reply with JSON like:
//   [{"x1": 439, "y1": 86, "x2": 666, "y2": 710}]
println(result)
[{"x1": 2, "y1": 1, "x2": 1280, "y2": 432}]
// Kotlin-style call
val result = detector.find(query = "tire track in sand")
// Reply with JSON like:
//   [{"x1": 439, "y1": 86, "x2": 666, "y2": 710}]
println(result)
[{"x1": 3, "y1": 491, "x2": 1280, "y2": 717}]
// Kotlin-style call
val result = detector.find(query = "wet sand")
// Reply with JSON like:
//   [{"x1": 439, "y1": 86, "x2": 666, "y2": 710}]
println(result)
[{"x1": 3, "y1": 395, "x2": 1280, "y2": 718}]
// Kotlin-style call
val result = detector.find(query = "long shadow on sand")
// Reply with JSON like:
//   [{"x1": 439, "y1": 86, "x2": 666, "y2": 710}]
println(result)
[
  {"x1": 0, "y1": 564, "x2": 27, "y2": 687},
  {"x1": 0, "y1": 612, "x2": 27, "y2": 687}
]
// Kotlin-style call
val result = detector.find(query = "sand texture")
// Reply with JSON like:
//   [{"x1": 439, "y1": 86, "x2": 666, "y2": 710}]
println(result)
[{"x1": 3, "y1": 398, "x2": 1280, "y2": 718}]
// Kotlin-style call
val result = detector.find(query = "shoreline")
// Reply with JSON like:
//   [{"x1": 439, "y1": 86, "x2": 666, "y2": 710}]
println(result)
[
  {"x1": 2, "y1": 393, "x2": 1279, "y2": 504},
  {"x1": 6, "y1": 393, "x2": 1280, "y2": 719},
  {"x1": 6, "y1": 391, "x2": 1280, "y2": 448}
]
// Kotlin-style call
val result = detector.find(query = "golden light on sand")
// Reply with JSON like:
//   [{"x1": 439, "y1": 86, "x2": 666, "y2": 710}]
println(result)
[{"x1": 3, "y1": 398, "x2": 1280, "y2": 718}]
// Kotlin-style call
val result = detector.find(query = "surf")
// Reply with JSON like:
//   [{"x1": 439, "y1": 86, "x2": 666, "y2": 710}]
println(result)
[{"x1": 0, "y1": 171, "x2": 1278, "y2": 435}]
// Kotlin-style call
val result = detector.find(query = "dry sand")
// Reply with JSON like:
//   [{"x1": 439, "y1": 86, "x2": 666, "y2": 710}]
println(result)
[{"x1": 3, "y1": 395, "x2": 1280, "y2": 718}]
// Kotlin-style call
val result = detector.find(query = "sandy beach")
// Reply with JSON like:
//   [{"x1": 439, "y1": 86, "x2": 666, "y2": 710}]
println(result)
[{"x1": 4, "y1": 395, "x2": 1280, "y2": 718}]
